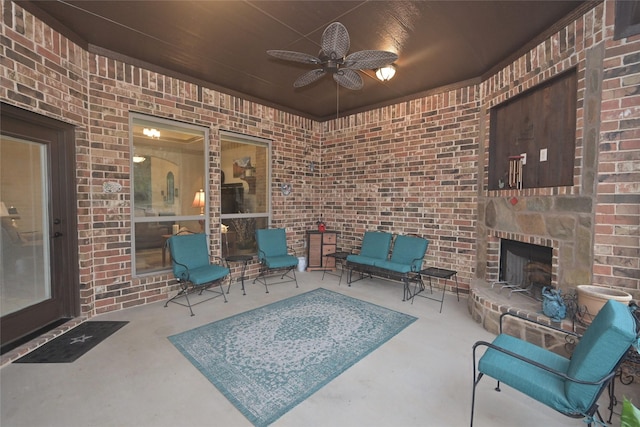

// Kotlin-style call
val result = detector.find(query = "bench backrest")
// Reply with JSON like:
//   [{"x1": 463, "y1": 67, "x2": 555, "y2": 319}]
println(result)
[
  {"x1": 565, "y1": 299, "x2": 637, "y2": 410},
  {"x1": 360, "y1": 231, "x2": 393, "y2": 260},
  {"x1": 390, "y1": 235, "x2": 429, "y2": 271}
]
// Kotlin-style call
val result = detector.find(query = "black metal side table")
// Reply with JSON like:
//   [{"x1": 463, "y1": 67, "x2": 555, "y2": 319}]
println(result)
[
  {"x1": 412, "y1": 267, "x2": 459, "y2": 313},
  {"x1": 225, "y1": 254, "x2": 253, "y2": 295},
  {"x1": 322, "y1": 251, "x2": 351, "y2": 285}
]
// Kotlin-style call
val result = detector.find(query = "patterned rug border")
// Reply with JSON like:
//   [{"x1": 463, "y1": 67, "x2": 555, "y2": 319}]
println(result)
[{"x1": 168, "y1": 288, "x2": 417, "y2": 426}]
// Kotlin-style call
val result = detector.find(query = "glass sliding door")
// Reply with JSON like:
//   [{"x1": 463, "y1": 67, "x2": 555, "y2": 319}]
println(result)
[{"x1": 0, "y1": 137, "x2": 51, "y2": 316}]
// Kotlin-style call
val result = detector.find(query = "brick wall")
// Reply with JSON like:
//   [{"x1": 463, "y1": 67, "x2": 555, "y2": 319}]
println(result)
[
  {"x1": 593, "y1": 0, "x2": 640, "y2": 291},
  {"x1": 322, "y1": 88, "x2": 480, "y2": 292},
  {"x1": 1, "y1": 0, "x2": 322, "y2": 315},
  {"x1": 1, "y1": 0, "x2": 638, "y2": 319}
]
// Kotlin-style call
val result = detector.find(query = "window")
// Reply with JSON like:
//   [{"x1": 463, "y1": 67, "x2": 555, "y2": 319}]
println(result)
[
  {"x1": 220, "y1": 132, "x2": 270, "y2": 257},
  {"x1": 615, "y1": 0, "x2": 640, "y2": 40},
  {"x1": 130, "y1": 114, "x2": 207, "y2": 275}
]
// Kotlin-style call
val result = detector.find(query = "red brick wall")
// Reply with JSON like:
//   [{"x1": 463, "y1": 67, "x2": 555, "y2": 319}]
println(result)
[
  {"x1": 2, "y1": 0, "x2": 322, "y2": 315},
  {"x1": 593, "y1": 0, "x2": 640, "y2": 291},
  {"x1": 322, "y1": 89, "x2": 480, "y2": 292},
  {"x1": 2, "y1": 0, "x2": 638, "y2": 317}
]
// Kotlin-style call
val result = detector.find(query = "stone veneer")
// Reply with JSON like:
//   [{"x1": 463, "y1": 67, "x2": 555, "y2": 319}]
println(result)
[{"x1": 468, "y1": 281, "x2": 583, "y2": 358}]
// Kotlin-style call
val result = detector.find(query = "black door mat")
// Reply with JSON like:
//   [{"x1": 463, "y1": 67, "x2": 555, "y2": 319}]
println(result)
[{"x1": 14, "y1": 321, "x2": 128, "y2": 363}]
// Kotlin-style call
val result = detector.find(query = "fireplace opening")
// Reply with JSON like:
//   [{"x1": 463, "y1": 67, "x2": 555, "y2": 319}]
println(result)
[{"x1": 499, "y1": 239, "x2": 553, "y2": 300}]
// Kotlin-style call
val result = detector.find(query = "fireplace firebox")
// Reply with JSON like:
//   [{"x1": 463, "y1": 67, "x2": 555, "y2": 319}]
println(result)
[{"x1": 499, "y1": 239, "x2": 553, "y2": 300}]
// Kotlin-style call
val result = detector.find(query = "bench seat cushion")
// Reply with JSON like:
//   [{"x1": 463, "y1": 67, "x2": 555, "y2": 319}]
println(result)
[
  {"x1": 374, "y1": 260, "x2": 413, "y2": 274},
  {"x1": 346, "y1": 254, "x2": 379, "y2": 266}
]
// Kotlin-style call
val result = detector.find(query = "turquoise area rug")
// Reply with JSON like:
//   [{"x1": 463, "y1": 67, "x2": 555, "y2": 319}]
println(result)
[{"x1": 168, "y1": 288, "x2": 417, "y2": 426}]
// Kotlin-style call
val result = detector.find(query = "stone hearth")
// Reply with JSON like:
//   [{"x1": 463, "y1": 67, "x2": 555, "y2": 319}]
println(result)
[{"x1": 468, "y1": 280, "x2": 580, "y2": 358}]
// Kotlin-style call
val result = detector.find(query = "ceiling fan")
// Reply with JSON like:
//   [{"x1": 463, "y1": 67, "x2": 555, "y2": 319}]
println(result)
[{"x1": 267, "y1": 22, "x2": 398, "y2": 90}]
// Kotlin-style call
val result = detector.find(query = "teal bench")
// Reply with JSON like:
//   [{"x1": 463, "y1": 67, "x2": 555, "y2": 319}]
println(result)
[{"x1": 346, "y1": 231, "x2": 429, "y2": 301}]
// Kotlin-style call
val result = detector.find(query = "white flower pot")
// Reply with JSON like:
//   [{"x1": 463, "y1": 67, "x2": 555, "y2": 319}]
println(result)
[{"x1": 576, "y1": 285, "x2": 632, "y2": 324}]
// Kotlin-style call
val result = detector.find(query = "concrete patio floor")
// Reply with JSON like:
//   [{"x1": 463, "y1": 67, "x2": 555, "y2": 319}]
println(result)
[{"x1": 2, "y1": 271, "x2": 638, "y2": 426}]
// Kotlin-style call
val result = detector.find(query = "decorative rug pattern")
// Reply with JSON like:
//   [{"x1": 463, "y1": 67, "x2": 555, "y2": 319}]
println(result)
[
  {"x1": 14, "y1": 321, "x2": 128, "y2": 363},
  {"x1": 168, "y1": 288, "x2": 417, "y2": 426}
]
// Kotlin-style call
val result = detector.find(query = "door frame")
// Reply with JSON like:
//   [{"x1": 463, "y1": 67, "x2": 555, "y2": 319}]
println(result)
[{"x1": 1, "y1": 103, "x2": 80, "y2": 347}]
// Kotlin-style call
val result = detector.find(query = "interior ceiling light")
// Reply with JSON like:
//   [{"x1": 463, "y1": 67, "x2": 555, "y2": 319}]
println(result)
[
  {"x1": 376, "y1": 64, "x2": 396, "y2": 82},
  {"x1": 143, "y1": 128, "x2": 160, "y2": 138}
]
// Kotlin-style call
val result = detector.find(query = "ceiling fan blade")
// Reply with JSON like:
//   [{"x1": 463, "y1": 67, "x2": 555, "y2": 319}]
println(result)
[
  {"x1": 344, "y1": 50, "x2": 399, "y2": 70},
  {"x1": 321, "y1": 22, "x2": 350, "y2": 59},
  {"x1": 267, "y1": 50, "x2": 321, "y2": 64},
  {"x1": 334, "y1": 69, "x2": 363, "y2": 90},
  {"x1": 294, "y1": 69, "x2": 326, "y2": 87}
]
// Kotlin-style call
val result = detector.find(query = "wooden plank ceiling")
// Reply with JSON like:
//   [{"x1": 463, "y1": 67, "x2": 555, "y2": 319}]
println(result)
[{"x1": 17, "y1": 1, "x2": 593, "y2": 121}]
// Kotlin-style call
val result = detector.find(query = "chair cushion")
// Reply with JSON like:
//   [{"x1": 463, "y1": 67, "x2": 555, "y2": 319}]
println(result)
[
  {"x1": 168, "y1": 233, "x2": 229, "y2": 286},
  {"x1": 389, "y1": 235, "x2": 429, "y2": 271},
  {"x1": 479, "y1": 334, "x2": 574, "y2": 414},
  {"x1": 359, "y1": 231, "x2": 392, "y2": 260},
  {"x1": 168, "y1": 233, "x2": 210, "y2": 277},
  {"x1": 346, "y1": 254, "x2": 379, "y2": 266},
  {"x1": 256, "y1": 228, "x2": 289, "y2": 260},
  {"x1": 565, "y1": 299, "x2": 636, "y2": 411},
  {"x1": 264, "y1": 254, "x2": 298, "y2": 269},
  {"x1": 180, "y1": 264, "x2": 230, "y2": 286}
]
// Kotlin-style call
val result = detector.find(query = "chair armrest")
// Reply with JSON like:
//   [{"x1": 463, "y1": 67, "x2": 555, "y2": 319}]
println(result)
[
  {"x1": 472, "y1": 340, "x2": 615, "y2": 386},
  {"x1": 172, "y1": 259, "x2": 192, "y2": 282},
  {"x1": 499, "y1": 311, "x2": 581, "y2": 339},
  {"x1": 410, "y1": 257, "x2": 424, "y2": 272}
]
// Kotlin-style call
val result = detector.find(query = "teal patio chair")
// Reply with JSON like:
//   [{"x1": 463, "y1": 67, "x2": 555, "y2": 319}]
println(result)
[
  {"x1": 471, "y1": 299, "x2": 640, "y2": 426},
  {"x1": 253, "y1": 228, "x2": 299, "y2": 293},
  {"x1": 165, "y1": 233, "x2": 229, "y2": 316}
]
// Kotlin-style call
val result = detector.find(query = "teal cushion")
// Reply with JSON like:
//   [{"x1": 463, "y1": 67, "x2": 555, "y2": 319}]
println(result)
[
  {"x1": 359, "y1": 231, "x2": 392, "y2": 260},
  {"x1": 374, "y1": 260, "x2": 413, "y2": 274},
  {"x1": 346, "y1": 254, "x2": 378, "y2": 266},
  {"x1": 264, "y1": 254, "x2": 298, "y2": 269},
  {"x1": 565, "y1": 300, "x2": 636, "y2": 411},
  {"x1": 479, "y1": 334, "x2": 574, "y2": 414},
  {"x1": 256, "y1": 228, "x2": 289, "y2": 260},
  {"x1": 389, "y1": 235, "x2": 429, "y2": 271},
  {"x1": 182, "y1": 265, "x2": 230, "y2": 285},
  {"x1": 168, "y1": 234, "x2": 229, "y2": 285},
  {"x1": 168, "y1": 233, "x2": 210, "y2": 277}
]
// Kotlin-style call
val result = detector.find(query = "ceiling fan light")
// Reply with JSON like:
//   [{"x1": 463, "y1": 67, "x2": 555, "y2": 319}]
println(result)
[{"x1": 376, "y1": 65, "x2": 396, "y2": 82}]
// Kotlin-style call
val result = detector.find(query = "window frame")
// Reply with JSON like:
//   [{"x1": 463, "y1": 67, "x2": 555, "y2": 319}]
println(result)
[
  {"x1": 129, "y1": 113, "x2": 209, "y2": 276},
  {"x1": 220, "y1": 130, "x2": 271, "y2": 257}
]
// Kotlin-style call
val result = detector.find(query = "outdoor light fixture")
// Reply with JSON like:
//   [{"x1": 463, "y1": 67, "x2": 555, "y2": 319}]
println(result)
[
  {"x1": 192, "y1": 189, "x2": 206, "y2": 215},
  {"x1": 132, "y1": 155, "x2": 146, "y2": 163},
  {"x1": 375, "y1": 64, "x2": 396, "y2": 82}
]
